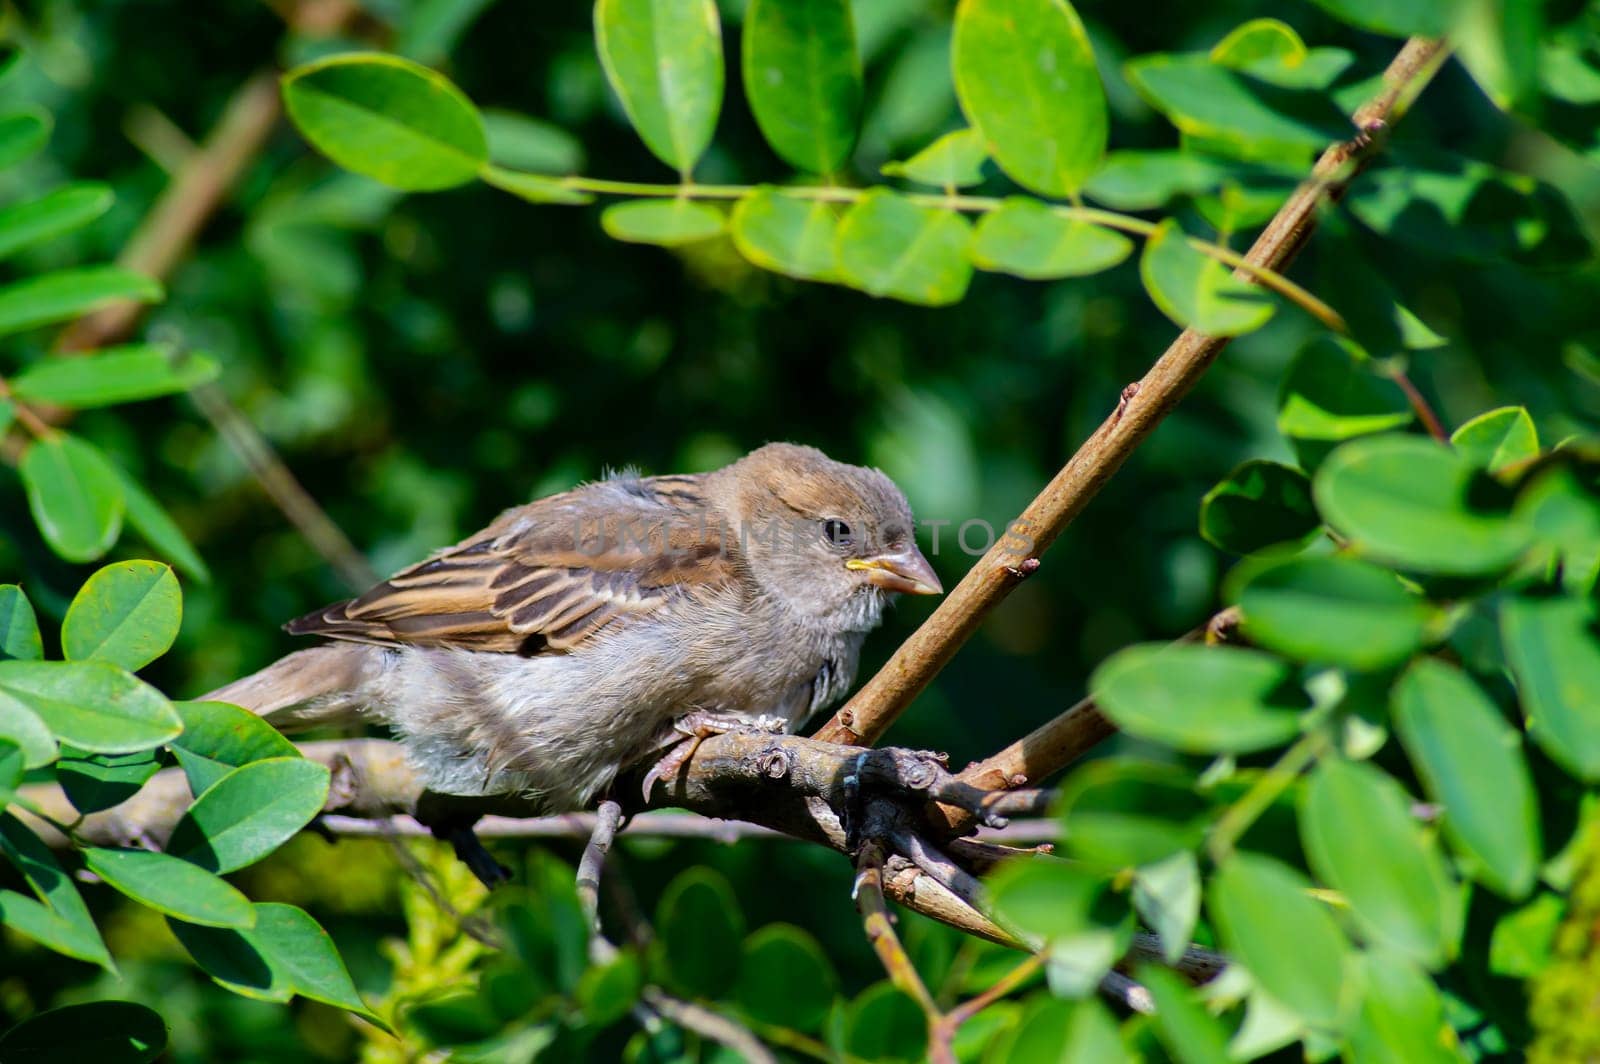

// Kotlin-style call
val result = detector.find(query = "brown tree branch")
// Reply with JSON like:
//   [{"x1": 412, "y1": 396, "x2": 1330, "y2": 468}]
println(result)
[{"x1": 811, "y1": 36, "x2": 1448, "y2": 751}]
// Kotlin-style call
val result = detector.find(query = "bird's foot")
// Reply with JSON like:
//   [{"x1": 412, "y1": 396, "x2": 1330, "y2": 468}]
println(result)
[{"x1": 641, "y1": 710, "x2": 788, "y2": 801}]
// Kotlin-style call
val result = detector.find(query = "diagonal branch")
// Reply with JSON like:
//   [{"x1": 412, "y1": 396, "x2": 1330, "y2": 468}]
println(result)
[{"x1": 811, "y1": 36, "x2": 1449, "y2": 750}]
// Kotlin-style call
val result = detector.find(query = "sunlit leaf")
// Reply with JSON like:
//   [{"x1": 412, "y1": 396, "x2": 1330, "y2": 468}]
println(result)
[
  {"x1": 170, "y1": 700, "x2": 301, "y2": 797},
  {"x1": 600, "y1": 198, "x2": 725, "y2": 246},
  {"x1": 1236, "y1": 555, "x2": 1433, "y2": 669},
  {"x1": 0, "y1": 183, "x2": 113, "y2": 261},
  {"x1": 881, "y1": 128, "x2": 988, "y2": 188},
  {"x1": 18, "y1": 434, "x2": 125, "y2": 564},
  {"x1": 0, "y1": 585, "x2": 43, "y2": 662},
  {"x1": 1501, "y1": 595, "x2": 1600, "y2": 782},
  {"x1": 594, "y1": 0, "x2": 723, "y2": 174},
  {"x1": 0, "y1": 660, "x2": 181, "y2": 754},
  {"x1": 0, "y1": 267, "x2": 161, "y2": 337},
  {"x1": 971, "y1": 199, "x2": 1132, "y2": 281},
  {"x1": 742, "y1": 0, "x2": 861, "y2": 174},
  {"x1": 167, "y1": 757, "x2": 331, "y2": 873},
  {"x1": 1140, "y1": 219, "x2": 1274, "y2": 336},
  {"x1": 10, "y1": 346, "x2": 218, "y2": 409},
  {"x1": 729, "y1": 187, "x2": 840, "y2": 281},
  {"x1": 0, "y1": 814, "x2": 112, "y2": 970},
  {"x1": 834, "y1": 190, "x2": 972, "y2": 306},
  {"x1": 1450, "y1": 406, "x2": 1538, "y2": 472},
  {"x1": 62, "y1": 561, "x2": 181, "y2": 672},
  {"x1": 82, "y1": 847, "x2": 255, "y2": 929},
  {"x1": 281, "y1": 52, "x2": 488, "y2": 190}
]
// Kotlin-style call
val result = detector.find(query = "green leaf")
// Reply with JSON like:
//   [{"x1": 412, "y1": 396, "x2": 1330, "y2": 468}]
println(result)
[
  {"x1": 1277, "y1": 339, "x2": 1413, "y2": 443},
  {"x1": 844, "y1": 982, "x2": 927, "y2": 1064},
  {"x1": 0, "y1": 695, "x2": 55, "y2": 768},
  {"x1": 971, "y1": 199, "x2": 1132, "y2": 281},
  {"x1": 729, "y1": 188, "x2": 840, "y2": 281},
  {"x1": 1488, "y1": 892, "x2": 1563, "y2": 978},
  {"x1": 482, "y1": 110, "x2": 584, "y2": 174},
  {"x1": 1501, "y1": 595, "x2": 1600, "y2": 782},
  {"x1": 1085, "y1": 150, "x2": 1293, "y2": 211},
  {"x1": 171, "y1": 903, "x2": 385, "y2": 1024},
  {"x1": 1140, "y1": 220, "x2": 1274, "y2": 336},
  {"x1": 0, "y1": 741, "x2": 21, "y2": 807},
  {"x1": 1308, "y1": 0, "x2": 1459, "y2": 37},
  {"x1": 0, "y1": 1001, "x2": 168, "y2": 1064},
  {"x1": 170, "y1": 700, "x2": 301, "y2": 797},
  {"x1": 82, "y1": 847, "x2": 255, "y2": 928},
  {"x1": 0, "y1": 813, "x2": 113, "y2": 970},
  {"x1": 19, "y1": 434, "x2": 125, "y2": 564},
  {"x1": 0, "y1": 110, "x2": 50, "y2": 171},
  {"x1": 1209, "y1": 853, "x2": 1353, "y2": 1029},
  {"x1": 0, "y1": 183, "x2": 113, "y2": 261},
  {"x1": 281, "y1": 52, "x2": 488, "y2": 191},
  {"x1": 1207, "y1": 20, "x2": 1355, "y2": 92},
  {"x1": 1139, "y1": 964, "x2": 1232, "y2": 1064},
  {"x1": 599, "y1": 198, "x2": 725, "y2": 246},
  {"x1": 0, "y1": 266, "x2": 161, "y2": 337},
  {"x1": 1058, "y1": 758, "x2": 1208, "y2": 867},
  {"x1": 1008, "y1": 998, "x2": 1127, "y2": 1063},
  {"x1": 988, "y1": 856, "x2": 1110, "y2": 942},
  {"x1": 0, "y1": 890, "x2": 113, "y2": 970},
  {"x1": 110, "y1": 464, "x2": 210, "y2": 583},
  {"x1": 576, "y1": 949, "x2": 643, "y2": 1026},
  {"x1": 834, "y1": 190, "x2": 973, "y2": 306},
  {"x1": 881, "y1": 128, "x2": 988, "y2": 188},
  {"x1": 736, "y1": 924, "x2": 837, "y2": 1032},
  {"x1": 1299, "y1": 758, "x2": 1461, "y2": 968},
  {"x1": 1123, "y1": 52, "x2": 1346, "y2": 150},
  {"x1": 658, "y1": 867, "x2": 745, "y2": 997},
  {"x1": 167, "y1": 757, "x2": 331, "y2": 873},
  {"x1": 62, "y1": 561, "x2": 182, "y2": 672},
  {"x1": 1236, "y1": 556, "x2": 1433, "y2": 669},
  {"x1": 593, "y1": 0, "x2": 723, "y2": 174},
  {"x1": 10, "y1": 346, "x2": 219, "y2": 409},
  {"x1": 1450, "y1": 406, "x2": 1538, "y2": 473},
  {"x1": 0, "y1": 660, "x2": 181, "y2": 754},
  {"x1": 0, "y1": 585, "x2": 44, "y2": 661},
  {"x1": 741, "y1": 0, "x2": 861, "y2": 174},
  {"x1": 479, "y1": 165, "x2": 593, "y2": 204},
  {"x1": 1199, "y1": 459, "x2": 1320, "y2": 554},
  {"x1": 1344, "y1": 950, "x2": 1461, "y2": 1064},
  {"x1": 1091, "y1": 644, "x2": 1309, "y2": 754},
  {"x1": 58, "y1": 747, "x2": 162, "y2": 815},
  {"x1": 1133, "y1": 851, "x2": 1201, "y2": 966},
  {"x1": 1313, "y1": 435, "x2": 1531, "y2": 576},
  {"x1": 952, "y1": 0, "x2": 1106, "y2": 197},
  {"x1": 1392, "y1": 659, "x2": 1540, "y2": 898}
]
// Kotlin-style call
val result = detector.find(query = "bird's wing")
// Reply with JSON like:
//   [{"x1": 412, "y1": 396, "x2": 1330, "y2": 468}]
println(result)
[{"x1": 285, "y1": 474, "x2": 738, "y2": 653}]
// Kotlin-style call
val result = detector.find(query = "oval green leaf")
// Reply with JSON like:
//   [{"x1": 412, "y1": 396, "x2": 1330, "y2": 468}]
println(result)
[
  {"x1": 1209, "y1": 853, "x2": 1353, "y2": 1029},
  {"x1": 953, "y1": 0, "x2": 1107, "y2": 197},
  {"x1": 1058, "y1": 758, "x2": 1208, "y2": 868},
  {"x1": 972, "y1": 198, "x2": 1132, "y2": 281},
  {"x1": 19, "y1": 434, "x2": 125, "y2": 564},
  {"x1": 0, "y1": 584, "x2": 43, "y2": 661},
  {"x1": 1299, "y1": 758, "x2": 1462, "y2": 968},
  {"x1": 1313, "y1": 434, "x2": 1531, "y2": 576},
  {"x1": 844, "y1": 982, "x2": 927, "y2": 1064},
  {"x1": 657, "y1": 867, "x2": 745, "y2": 997},
  {"x1": 0, "y1": 695, "x2": 55, "y2": 768},
  {"x1": 0, "y1": 813, "x2": 112, "y2": 970},
  {"x1": 881, "y1": 128, "x2": 988, "y2": 188},
  {"x1": 11, "y1": 346, "x2": 219, "y2": 409},
  {"x1": 62, "y1": 561, "x2": 182, "y2": 672},
  {"x1": 1141, "y1": 219, "x2": 1275, "y2": 336},
  {"x1": 0, "y1": 660, "x2": 181, "y2": 754},
  {"x1": 594, "y1": 0, "x2": 723, "y2": 174},
  {"x1": 0, "y1": 183, "x2": 113, "y2": 261},
  {"x1": 736, "y1": 924, "x2": 838, "y2": 1032},
  {"x1": 1501, "y1": 595, "x2": 1600, "y2": 782},
  {"x1": 1276, "y1": 339, "x2": 1414, "y2": 443},
  {"x1": 1140, "y1": 964, "x2": 1232, "y2": 1064},
  {"x1": 0, "y1": 1001, "x2": 167, "y2": 1064},
  {"x1": 1392, "y1": 658, "x2": 1540, "y2": 898},
  {"x1": 1008, "y1": 998, "x2": 1127, "y2": 1063},
  {"x1": 730, "y1": 187, "x2": 840, "y2": 280},
  {"x1": 81, "y1": 847, "x2": 255, "y2": 928},
  {"x1": 59, "y1": 748, "x2": 162, "y2": 815},
  {"x1": 1345, "y1": 949, "x2": 1462, "y2": 1064},
  {"x1": 834, "y1": 189, "x2": 973, "y2": 306},
  {"x1": 1237, "y1": 555, "x2": 1433, "y2": 669},
  {"x1": 167, "y1": 757, "x2": 331, "y2": 873},
  {"x1": 600, "y1": 198, "x2": 725, "y2": 246},
  {"x1": 742, "y1": 0, "x2": 861, "y2": 174},
  {"x1": 1308, "y1": 0, "x2": 1458, "y2": 37},
  {"x1": 1091, "y1": 643, "x2": 1309, "y2": 754},
  {"x1": 281, "y1": 52, "x2": 488, "y2": 191},
  {"x1": 1199, "y1": 459, "x2": 1320, "y2": 554},
  {"x1": 0, "y1": 266, "x2": 161, "y2": 337},
  {"x1": 171, "y1": 700, "x2": 301, "y2": 797},
  {"x1": 1451, "y1": 406, "x2": 1538, "y2": 473}
]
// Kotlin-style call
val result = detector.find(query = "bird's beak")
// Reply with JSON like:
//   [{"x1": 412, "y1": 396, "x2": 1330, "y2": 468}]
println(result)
[{"x1": 846, "y1": 546, "x2": 944, "y2": 596}]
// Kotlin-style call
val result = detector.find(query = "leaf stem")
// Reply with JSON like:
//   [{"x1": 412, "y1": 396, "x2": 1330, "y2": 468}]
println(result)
[{"x1": 1206, "y1": 729, "x2": 1329, "y2": 864}]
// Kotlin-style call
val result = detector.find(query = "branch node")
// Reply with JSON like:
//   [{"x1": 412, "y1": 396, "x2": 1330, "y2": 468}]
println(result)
[{"x1": 1003, "y1": 557, "x2": 1041, "y2": 580}]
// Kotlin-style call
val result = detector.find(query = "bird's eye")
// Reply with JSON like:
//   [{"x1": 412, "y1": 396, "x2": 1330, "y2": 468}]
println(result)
[{"x1": 822, "y1": 519, "x2": 853, "y2": 548}]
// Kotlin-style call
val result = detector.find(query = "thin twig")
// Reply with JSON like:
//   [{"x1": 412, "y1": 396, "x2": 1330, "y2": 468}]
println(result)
[
  {"x1": 638, "y1": 989, "x2": 780, "y2": 1064},
  {"x1": 855, "y1": 838, "x2": 950, "y2": 1063},
  {"x1": 575, "y1": 799, "x2": 623, "y2": 935},
  {"x1": 1390, "y1": 369, "x2": 1450, "y2": 441},
  {"x1": 1099, "y1": 970, "x2": 1155, "y2": 1015},
  {"x1": 930, "y1": 952, "x2": 1044, "y2": 1057},
  {"x1": 810, "y1": 36, "x2": 1448, "y2": 752},
  {"x1": 1207, "y1": 729, "x2": 1330, "y2": 864}
]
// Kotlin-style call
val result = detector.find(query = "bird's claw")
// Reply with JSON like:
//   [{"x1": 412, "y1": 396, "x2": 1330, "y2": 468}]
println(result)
[{"x1": 641, "y1": 710, "x2": 788, "y2": 801}]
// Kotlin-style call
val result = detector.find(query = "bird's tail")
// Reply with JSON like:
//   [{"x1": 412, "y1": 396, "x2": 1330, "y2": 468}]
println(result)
[{"x1": 201, "y1": 644, "x2": 373, "y2": 732}]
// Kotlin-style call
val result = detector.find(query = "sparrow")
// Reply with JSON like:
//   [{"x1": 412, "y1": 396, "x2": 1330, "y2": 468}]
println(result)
[{"x1": 207, "y1": 443, "x2": 942, "y2": 813}]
